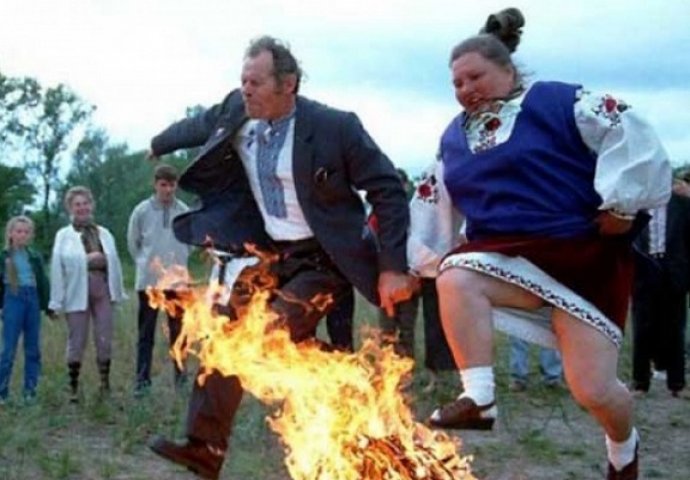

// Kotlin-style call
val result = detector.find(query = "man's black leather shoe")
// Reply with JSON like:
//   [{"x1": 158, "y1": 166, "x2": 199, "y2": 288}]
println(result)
[{"x1": 149, "y1": 436, "x2": 224, "y2": 479}]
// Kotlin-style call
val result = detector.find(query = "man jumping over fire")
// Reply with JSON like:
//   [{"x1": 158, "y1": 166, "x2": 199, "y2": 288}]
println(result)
[{"x1": 145, "y1": 35, "x2": 414, "y2": 479}]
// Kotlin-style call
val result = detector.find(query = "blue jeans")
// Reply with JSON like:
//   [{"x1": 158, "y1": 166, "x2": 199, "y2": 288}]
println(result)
[
  {"x1": 0, "y1": 286, "x2": 41, "y2": 399},
  {"x1": 509, "y1": 336, "x2": 562, "y2": 384}
]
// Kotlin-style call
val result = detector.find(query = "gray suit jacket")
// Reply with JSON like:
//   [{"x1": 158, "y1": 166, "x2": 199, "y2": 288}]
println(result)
[{"x1": 150, "y1": 89, "x2": 409, "y2": 304}]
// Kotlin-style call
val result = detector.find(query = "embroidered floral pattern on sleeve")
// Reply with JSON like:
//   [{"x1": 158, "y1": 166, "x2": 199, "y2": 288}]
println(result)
[
  {"x1": 415, "y1": 171, "x2": 440, "y2": 204},
  {"x1": 590, "y1": 94, "x2": 630, "y2": 128}
]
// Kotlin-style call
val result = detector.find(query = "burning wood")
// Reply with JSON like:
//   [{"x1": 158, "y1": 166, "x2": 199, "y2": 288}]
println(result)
[
  {"x1": 351, "y1": 434, "x2": 472, "y2": 479},
  {"x1": 150, "y1": 257, "x2": 475, "y2": 480}
]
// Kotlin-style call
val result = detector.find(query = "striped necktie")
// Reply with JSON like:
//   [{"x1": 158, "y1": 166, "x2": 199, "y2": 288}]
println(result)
[{"x1": 255, "y1": 111, "x2": 294, "y2": 218}]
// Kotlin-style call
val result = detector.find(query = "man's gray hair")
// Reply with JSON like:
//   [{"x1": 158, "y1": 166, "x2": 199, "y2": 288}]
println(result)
[{"x1": 245, "y1": 35, "x2": 302, "y2": 93}]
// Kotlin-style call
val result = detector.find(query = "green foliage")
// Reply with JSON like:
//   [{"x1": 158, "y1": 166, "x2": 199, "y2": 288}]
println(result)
[
  {"x1": 0, "y1": 164, "x2": 35, "y2": 228},
  {"x1": 61, "y1": 134, "x2": 197, "y2": 259},
  {"x1": 1, "y1": 70, "x2": 204, "y2": 258},
  {"x1": 0, "y1": 297, "x2": 688, "y2": 479},
  {"x1": 0, "y1": 72, "x2": 41, "y2": 144},
  {"x1": 64, "y1": 136, "x2": 151, "y2": 253},
  {"x1": 0, "y1": 70, "x2": 94, "y2": 250},
  {"x1": 672, "y1": 162, "x2": 690, "y2": 179},
  {"x1": 13, "y1": 82, "x2": 92, "y2": 215}
]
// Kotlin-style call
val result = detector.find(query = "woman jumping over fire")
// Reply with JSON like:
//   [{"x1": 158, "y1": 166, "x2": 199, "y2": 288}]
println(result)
[{"x1": 409, "y1": 8, "x2": 670, "y2": 480}]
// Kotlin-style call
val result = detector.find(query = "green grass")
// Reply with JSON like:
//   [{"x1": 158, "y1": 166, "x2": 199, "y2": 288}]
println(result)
[{"x1": 0, "y1": 288, "x2": 688, "y2": 479}]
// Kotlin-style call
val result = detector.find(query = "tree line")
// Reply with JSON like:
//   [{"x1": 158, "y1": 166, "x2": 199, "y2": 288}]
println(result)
[
  {"x1": 3, "y1": 69, "x2": 689, "y2": 261},
  {"x1": 0, "y1": 70, "x2": 197, "y2": 258}
]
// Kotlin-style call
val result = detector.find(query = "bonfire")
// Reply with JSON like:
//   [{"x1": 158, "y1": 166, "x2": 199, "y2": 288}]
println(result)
[{"x1": 148, "y1": 252, "x2": 475, "y2": 480}]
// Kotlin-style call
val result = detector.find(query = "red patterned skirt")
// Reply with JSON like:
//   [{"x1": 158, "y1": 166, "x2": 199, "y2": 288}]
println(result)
[{"x1": 440, "y1": 235, "x2": 634, "y2": 346}]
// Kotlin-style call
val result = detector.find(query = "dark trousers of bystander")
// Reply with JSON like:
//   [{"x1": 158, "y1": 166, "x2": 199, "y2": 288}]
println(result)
[
  {"x1": 325, "y1": 286, "x2": 355, "y2": 351},
  {"x1": 379, "y1": 295, "x2": 417, "y2": 359},
  {"x1": 631, "y1": 253, "x2": 687, "y2": 393},
  {"x1": 420, "y1": 278, "x2": 456, "y2": 373},
  {"x1": 136, "y1": 290, "x2": 185, "y2": 389}
]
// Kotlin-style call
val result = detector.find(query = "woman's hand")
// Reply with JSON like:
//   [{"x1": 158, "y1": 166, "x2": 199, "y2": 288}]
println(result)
[{"x1": 595, "y1": 211, "x2": 634, "y2": 236}]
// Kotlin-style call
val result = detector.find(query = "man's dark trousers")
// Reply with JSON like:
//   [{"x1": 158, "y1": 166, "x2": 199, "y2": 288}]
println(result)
[{"x1": 184, "y1": 239, "x2": 352, "y2": 450}]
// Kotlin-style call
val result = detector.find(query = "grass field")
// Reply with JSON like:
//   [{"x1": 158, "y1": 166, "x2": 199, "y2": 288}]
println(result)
[{"x1": 0, "y1": 289, "x2": 688, "y2": 479}]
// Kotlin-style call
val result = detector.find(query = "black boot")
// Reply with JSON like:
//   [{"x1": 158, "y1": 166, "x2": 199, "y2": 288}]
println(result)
[
  {"x1": 149, "y1": 436, "x2": 225, "y2": 479},
  {"x1": 97, "y1": 359, "x2": 111, "y2": 396},
  {"x1": 68, "y1": 362, "x2": 80, "y2": 403}
]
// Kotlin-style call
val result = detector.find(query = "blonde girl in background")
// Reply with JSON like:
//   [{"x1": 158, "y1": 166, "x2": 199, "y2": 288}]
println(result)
[{"x1": 0, "y1": 216, "x2": 50, "y2": 403}]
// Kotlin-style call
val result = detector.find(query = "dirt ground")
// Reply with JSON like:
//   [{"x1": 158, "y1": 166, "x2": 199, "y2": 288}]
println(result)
[
  {"x1": 1, "y1": 305, "x2": 687, "y2": 480},
  {"x1": 117, "y1": 373, "x2": 690, "y2": 480},
  {"x1": 1, "y1": 367, "x2": 687, "y2": 480},
  {"x1": 437, "y1": 381, "x2": 690, "y2": 480}
]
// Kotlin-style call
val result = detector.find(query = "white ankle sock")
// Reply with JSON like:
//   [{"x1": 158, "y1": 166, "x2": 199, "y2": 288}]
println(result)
[
  {"x1": 606, "y1": 427, "x2": 638, "y2": 471},
  {"x1": 458, "y1": 366, "x2": 495, "y2": 406}
]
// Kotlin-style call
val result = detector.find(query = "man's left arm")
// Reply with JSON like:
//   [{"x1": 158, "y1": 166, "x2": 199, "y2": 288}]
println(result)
[
  {"x1": 340, "y1": 112, "x2": 412, "y2": 314},
  {"x1": 150, "y1": 89, "x2": 242, "y2": 158}
]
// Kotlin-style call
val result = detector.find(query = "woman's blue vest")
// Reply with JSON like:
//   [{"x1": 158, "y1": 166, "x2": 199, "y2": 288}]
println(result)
[{"x1": 441, "y1": 81, "x2": 601, "y2": 240}]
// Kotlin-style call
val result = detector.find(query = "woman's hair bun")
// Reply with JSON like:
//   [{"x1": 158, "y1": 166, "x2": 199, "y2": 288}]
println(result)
[{"x1": 480, "y1": 7, "x2": 525, "y2": 53}]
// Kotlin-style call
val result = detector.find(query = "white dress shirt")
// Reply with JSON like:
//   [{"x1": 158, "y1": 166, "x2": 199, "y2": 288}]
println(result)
[{"x1": 234, "y1": 118, "x2": 314, "y2": 241}]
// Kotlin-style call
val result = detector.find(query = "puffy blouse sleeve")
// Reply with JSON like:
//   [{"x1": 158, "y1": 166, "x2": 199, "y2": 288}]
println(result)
[
  {"x1": 575, "y1": 88, "x2": 672, "y2": 215},
  {"x1": 407, "y1": 158, "x2": 464, "y2": 278}
]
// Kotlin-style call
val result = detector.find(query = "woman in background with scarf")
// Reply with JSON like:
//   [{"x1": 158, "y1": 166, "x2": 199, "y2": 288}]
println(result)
[{"x1": 49, "y1": 186, "x2": 125, "y2": 403}]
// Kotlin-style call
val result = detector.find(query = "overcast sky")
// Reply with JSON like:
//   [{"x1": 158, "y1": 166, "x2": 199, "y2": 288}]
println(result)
[{"x1": 2, "y1": 0, "x2": 689, "y2": 174}]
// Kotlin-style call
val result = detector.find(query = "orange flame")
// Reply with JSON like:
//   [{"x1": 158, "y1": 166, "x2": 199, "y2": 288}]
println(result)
[{"x1": 151, "y1": 257, "x2": 474, "y2": 480}]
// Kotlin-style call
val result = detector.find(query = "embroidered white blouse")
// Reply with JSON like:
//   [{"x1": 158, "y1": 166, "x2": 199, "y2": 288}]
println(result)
[{"x1": 408, "y1": 83, "x2": 672, "y2": 277}]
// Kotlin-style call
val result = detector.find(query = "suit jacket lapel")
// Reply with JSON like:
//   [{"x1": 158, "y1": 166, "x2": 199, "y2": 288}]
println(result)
[{"x1": 293, "y1": 97, "x2": 315, "y2": 203}]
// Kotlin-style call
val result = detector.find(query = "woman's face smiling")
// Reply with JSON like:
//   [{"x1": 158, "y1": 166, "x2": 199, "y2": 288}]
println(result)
[
  {"x1": 451, "y1": 51, "x2": 515, "y2": 113},
  {"x1": 69, "y1": 194, "x2": 93, "y2": 223}
]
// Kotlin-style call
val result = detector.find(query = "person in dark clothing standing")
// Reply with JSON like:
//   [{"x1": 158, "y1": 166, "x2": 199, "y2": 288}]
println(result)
[
  {"x1": 128, "y1": 164, "x2": 191, "y2": 394},
  {"x1": 419, "y1": 277, "x2": 457, "y2": 392},
  {"x1": 631, "y1": 178, "x2": 690, "y2": 397},
  {"x1": 324, "y1": 286, "x2": 355, "y2": 351}
]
